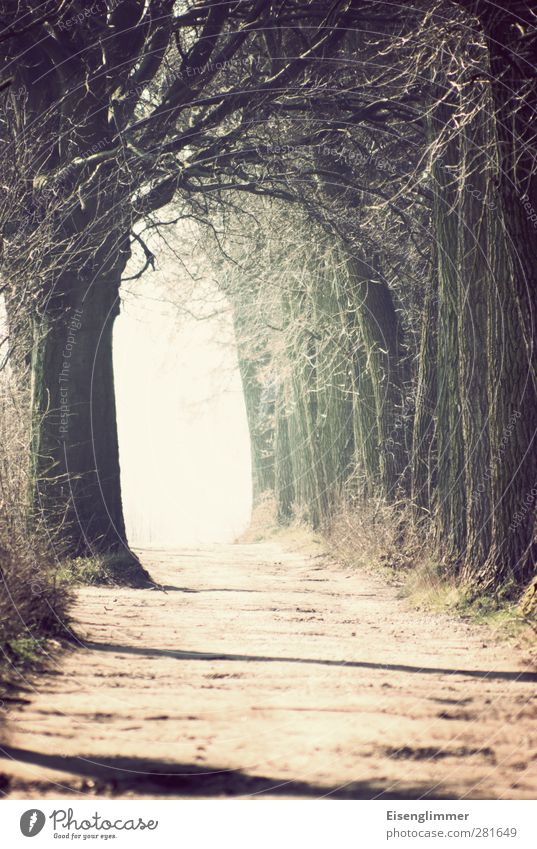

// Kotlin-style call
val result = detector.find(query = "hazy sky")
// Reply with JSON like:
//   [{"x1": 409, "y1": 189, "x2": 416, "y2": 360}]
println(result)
[{"x1": 113, "y1": 231, "x2": 252, "y2": 548}]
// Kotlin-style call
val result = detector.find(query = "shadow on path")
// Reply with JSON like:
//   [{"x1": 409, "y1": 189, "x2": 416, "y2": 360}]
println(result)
[
  {"x1": 152, "y1": 586, "x2": 262, "y2": 594},
  {"x1": 83, "y1": 641, "x2": 537, "y2": 683},
  {"x1": 0, "y1": 745, "x2": 452, "y2": 799}
]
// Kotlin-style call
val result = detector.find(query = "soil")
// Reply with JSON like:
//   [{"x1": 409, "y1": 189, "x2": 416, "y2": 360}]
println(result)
[{"x1": 0, "y1": 541, "x2": 536, "y2": 799}]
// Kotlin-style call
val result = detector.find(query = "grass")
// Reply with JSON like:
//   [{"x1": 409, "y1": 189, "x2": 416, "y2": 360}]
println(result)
[
  {"x1": 399, "y1": 558, "x2": 534, "y2": 647},
  {"x1": 56, "y1": 552, "x2": 152, "y2": 589},
  {"x1": 0, "y1": 374, "x2": 74, "y2": 693},
  {"x1": 323, "y1": 498, "x2": 536, "y2": 651},
  {"x1": 56, "y1": 555, "x2": 115, "y2": 587},
  {"x1": 6, "y1": 636, "x2": 48, "y2": 665}
]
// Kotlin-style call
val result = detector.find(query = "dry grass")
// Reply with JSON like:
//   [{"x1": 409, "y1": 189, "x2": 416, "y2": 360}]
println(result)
[
  {"x1": 237, "y1": 492, "x2": 324, "y2": 555},
  {"x1": 325, "y1": 496, "x2": 428, "y2": 576},
  {"x1": 520, "y1": 577, "x2": 537, "y2": 623},
  {"x1": 236, "y1": 492, "x2": 280, "y2": 542},
  {"x1": 0, "y1": 370, "x2": 71, "y2": 682}
]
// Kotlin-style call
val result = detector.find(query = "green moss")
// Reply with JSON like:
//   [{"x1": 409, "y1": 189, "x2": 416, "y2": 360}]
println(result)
[
  {"x1": 7, "y1": 636, "x2": 46, "y2": 664},
  {"x1": 400, "y1": 559, "x2": 533, "y2": 645}
]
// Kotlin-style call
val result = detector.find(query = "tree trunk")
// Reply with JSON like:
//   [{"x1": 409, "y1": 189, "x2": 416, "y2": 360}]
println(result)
[
  {"x1": 233, "y1": 317, "x2": 275, "y2": 503},
  {"x1": 457, "y1": 84, "x2": 493, "y2": 572},
  {"x1": 30, "y1": 263, "x2": 135, "y2": 564},
  {"x1": 287, "y1": 346, "x2": 327, "y2": 527},
  {"x1": 431, "y1": 99, "x2": 467, "y2": 563},
  {"x1": 479, "y1": 204, "x2": 537, "y2": 590},
  {"x1": 411, "y1": 278, "x2": 437, "y2": 518},
  {"x1": 347, "y1": 255, "x2": 408, "y2": 499},
  {"x1": 313, "y1": 265, "x2": 354, "y2": 509},
  {"x1": 274, "y1": 382, "x2": 295, "y2": 524},
  {"x1": 454, "y1": 0, "x2": 537, "y2": 590}
]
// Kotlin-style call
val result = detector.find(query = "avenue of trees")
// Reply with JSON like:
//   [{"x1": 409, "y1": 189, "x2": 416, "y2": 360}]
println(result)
[{"x1": 0, "y1": 0, "x2": 536, "y2": 625}]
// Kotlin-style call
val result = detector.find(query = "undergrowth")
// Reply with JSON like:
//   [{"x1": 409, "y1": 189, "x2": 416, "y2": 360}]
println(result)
[
  {"x1": 327, "y1": 499, "x2": 536, "y2": 652},
  {"x1": 242, "y1": 493, "x2": 536, "y2": 653},
  {"x1": 0, "y1": 370, "x2": 72, "y2": 691},
  {"x1": 237, "y1": 492, "x2": 324, "y2": 554},
  {"x1": 57, "y1": 552, "x2": 151, "y2": 588}
]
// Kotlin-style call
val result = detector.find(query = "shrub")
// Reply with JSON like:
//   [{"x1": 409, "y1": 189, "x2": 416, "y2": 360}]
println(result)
[{"x1": 0, "y1": 366, "x2": 71, "y2": 681}]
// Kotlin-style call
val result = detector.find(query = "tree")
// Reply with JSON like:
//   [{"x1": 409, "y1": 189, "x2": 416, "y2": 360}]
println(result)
[{"x1": 0, "y1": 0, "x2": 349, "y2": 562}]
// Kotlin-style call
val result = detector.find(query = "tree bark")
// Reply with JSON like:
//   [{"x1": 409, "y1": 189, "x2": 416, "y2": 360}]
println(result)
[
  {"x1": 455, "y1": 0, "x2": 537, "y2": 590},
  {"x1": 30, "y1": 265, "x2": 131, "y2": 559},
  {"x1": 274, "y1": 382, "x2": 295, "y2": 524},
  {"x1": 431, "y1": 99, "x2": 467, "y2": 563},
  {"x1": 457, "y1": 84, "x2": 493, "y2": 572},
  {"x1": 347, "y1": 255, "x2": 408, "y2": 499},
  {"x1": 232, "y1": 312, "x2": 275, "y2": 503},
  {"x1": 411, "y1": 278, "x2": 437, "y2": 518}
]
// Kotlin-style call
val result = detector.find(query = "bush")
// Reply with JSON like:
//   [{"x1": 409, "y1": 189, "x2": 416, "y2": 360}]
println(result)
[
  {"x1": 325, "y1": 495, "x2": 427, "y2": 575},
  {"x1": 0, "y1": 367, "x2": 71, "y2": 680}
]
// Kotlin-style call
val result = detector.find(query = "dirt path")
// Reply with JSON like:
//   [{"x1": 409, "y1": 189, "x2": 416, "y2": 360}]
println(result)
[{"x1": 1, "y1": 542, "x2": 536, "y2": 799}]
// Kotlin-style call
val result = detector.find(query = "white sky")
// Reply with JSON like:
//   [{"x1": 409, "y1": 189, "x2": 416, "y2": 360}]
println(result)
[{"x1": 113, "y1": 229, "x2": 252, "y2": 548}]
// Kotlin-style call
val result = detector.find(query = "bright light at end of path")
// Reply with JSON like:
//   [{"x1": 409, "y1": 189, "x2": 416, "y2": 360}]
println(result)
[{"x1": 113, "y1": 257, "x2": 253, "y2": 548}]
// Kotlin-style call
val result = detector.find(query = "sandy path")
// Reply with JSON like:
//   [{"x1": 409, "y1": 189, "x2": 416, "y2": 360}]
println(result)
[{"x1": 0, "y1": 542, "x2": 536, "y2": 799}]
